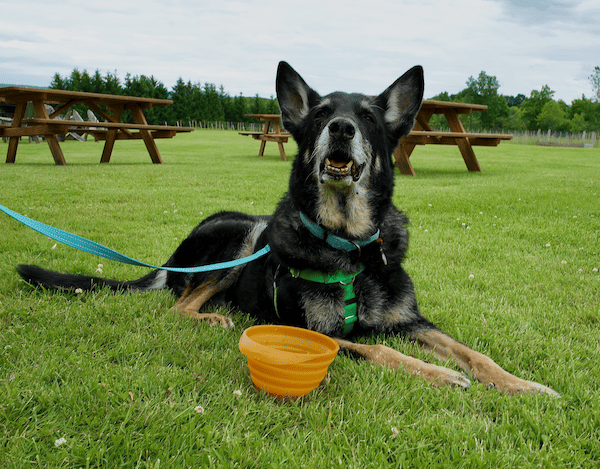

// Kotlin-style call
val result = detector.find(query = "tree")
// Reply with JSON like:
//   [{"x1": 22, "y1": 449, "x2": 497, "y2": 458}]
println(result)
[
  {"x1": 520, "y1": 85, "x2": 555, "y2": 131},
  {"x1": 590, "y1": 66, "x2": 600, "y2": 102},
  {"x1": 536, "y1": 100, "x2": 568, "y2": 131},
  {"x1": 569, "y1": 95, "x2": 600, "y2": 131},
  {"x1": 464, "y1": 71, "x2": 508, "y2": 130},
  {"x1": 505, "y1": 94, "x2": 526, "y2": 107}
]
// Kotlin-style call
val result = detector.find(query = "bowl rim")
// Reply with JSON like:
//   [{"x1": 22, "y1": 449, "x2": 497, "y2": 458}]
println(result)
[{"x1": 239, "y1": 325, "x2": 339, "y2": 365}]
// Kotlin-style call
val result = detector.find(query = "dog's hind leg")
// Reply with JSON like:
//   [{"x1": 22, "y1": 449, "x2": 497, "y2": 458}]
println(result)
[
  {"x1": 413, "y1": 329, "x2": 560, "y2": 397},
  {"x1": 172, "y1": 279, "x2": 234, "y2": 329},
  {"x1": 335, "y1": 338, "x2": 471, "y2": 389}
]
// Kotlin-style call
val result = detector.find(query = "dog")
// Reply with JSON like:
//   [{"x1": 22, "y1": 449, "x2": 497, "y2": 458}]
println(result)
[{"x1": 17, "y1": 62, "x2": 559, "y2": 397}]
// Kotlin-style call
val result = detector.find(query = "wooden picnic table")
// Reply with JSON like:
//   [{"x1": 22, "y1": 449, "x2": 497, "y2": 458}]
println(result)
[
  {"x1": 395, "y1": 99, "x2": 512, "y2": 175},
  {"x1": 0, "y1": 87, "x2": 193, "y2": 165},
  {"x1": 239, "y1": 114, "x2": 290, "y2": 161}
]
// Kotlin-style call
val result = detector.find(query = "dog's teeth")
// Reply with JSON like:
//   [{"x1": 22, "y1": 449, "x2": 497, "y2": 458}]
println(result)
[
  {"x1": 347, "y1": 161, "x2": 353, "y2": 169},
  {"x1": 325, "y1": 158, "x2": 331, "y2": 166}
]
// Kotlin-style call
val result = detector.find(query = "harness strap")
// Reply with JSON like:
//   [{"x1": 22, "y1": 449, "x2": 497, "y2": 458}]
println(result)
[{"x1": 289, "y1": 265, "x2": 364, "y2": 336}]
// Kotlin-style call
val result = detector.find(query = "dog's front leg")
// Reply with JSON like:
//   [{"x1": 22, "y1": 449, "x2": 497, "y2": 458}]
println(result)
[
  {"x1": 335, "y1": 338, "x2": 471, "y2": 389},
  {"x1": 414, "y1": 329, "x2": 560, "y2": 397}
]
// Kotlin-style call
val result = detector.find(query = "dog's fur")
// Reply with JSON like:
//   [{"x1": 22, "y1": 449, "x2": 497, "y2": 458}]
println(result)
[{"x1": 17, "y1": 62, "x2": 559, "y2": 396}]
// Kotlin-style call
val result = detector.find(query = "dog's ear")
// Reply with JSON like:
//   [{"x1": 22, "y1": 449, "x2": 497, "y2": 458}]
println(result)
[
  {"x1": 276, "y1": 62, "x2": 320, "y2": 131},
  {"x1": 375, "y1": 66, "x2": 424, "y2": 139}
]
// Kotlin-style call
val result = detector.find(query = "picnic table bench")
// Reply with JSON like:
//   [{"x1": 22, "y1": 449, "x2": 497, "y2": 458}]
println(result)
[
  {"x1": 395, "y1": 100, "x2": 513, "y2": 175},
  {"x1": 240, "y1": 114, "x2": 290, "y2": 160},
  {"x1": 0, "y1": 87, "x2": 193, "y2": 165}
]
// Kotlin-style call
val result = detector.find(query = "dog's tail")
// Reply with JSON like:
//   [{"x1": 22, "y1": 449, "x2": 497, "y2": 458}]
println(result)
[{"x1": 16, "y1": 264, "x2": 167, "y2": 293}]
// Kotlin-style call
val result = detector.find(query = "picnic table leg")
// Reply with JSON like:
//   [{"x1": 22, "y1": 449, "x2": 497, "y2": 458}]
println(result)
[
  {"x1": 130, "y1": 105, "x2": 163, "y2": 164},
  {"x1": 258, "y1": 120, "x2": 271, "y2": 157},
  {"x1": 393, "y1": 144, "x2": 416, "y2": 176},
  {"x1": 6, "y1": 102, "x2": 26, "y2": 163},
  {"x1": 277, "y1": 141, "x2": 287, "y2": 161},
  {"x1": 100, "y1": 105, "x2": 124, "y2": 163},
  {"x1": 33, "y1": 100, "x2": 66, "y2": 165},
  {"x1": 258, "y1": 140, "x2": 267, "y2": 157},
  {"x1": 443, "y1": 110, "x2": 482, "y2": 172}
]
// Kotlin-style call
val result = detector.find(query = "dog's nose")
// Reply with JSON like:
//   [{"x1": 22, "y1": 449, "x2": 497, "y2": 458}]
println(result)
[{"x1": 328, "y1": 119, "x2": 355, "y2": 141}]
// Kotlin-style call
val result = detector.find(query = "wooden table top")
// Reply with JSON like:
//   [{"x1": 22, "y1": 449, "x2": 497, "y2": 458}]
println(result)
[
  {"x1": 0, "y1": 86, "x2": 173, "y2": 107},
  {"x1": 420, "y1": 99, "x2": 488, "y2": 113}
]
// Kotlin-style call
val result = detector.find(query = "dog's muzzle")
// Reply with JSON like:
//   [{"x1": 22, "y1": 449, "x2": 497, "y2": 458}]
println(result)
[{"x1": 318, "y1": 118, "x2": 366, "y2": 184}]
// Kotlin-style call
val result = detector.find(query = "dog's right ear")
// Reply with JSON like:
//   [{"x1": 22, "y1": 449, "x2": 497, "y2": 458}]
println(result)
[{"x1": 276, "y1": 62, "x2": 320, "y2": 132}]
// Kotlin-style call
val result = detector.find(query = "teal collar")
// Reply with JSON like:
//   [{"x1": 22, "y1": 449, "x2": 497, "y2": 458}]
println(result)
[{"x1": 299, "y1": 212, "x2": 380, "y2": 253}]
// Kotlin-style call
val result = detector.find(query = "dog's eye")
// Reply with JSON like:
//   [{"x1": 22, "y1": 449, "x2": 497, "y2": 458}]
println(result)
[
  {"x1": 315, "y1": 109, "x2": 327, "y2": 119},
  {"x1": 364, "y1": 113, "x2": 375, "y2": 124}
]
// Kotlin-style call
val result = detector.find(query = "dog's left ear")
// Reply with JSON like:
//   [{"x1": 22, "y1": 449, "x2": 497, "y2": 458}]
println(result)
[
  {"x1": 276, "y1": 61, "x2": 320, "y2": 133},
  {"x1": 375, "y1": 66, "x2": 424, "y2": 140}
]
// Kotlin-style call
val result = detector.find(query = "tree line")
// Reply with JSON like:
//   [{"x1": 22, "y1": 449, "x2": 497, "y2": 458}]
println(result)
[
  {"x1": 430, "y1": 67, "x2": 600, "y2": 133},
  {"x1": 49, "y1": 67, "x2": 600, "y2": 132},
  {"x1": 49, "y1": 69, "x2": 279, "y2": 126}
]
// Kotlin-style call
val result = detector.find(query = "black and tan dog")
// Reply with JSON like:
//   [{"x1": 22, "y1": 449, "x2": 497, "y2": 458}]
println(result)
[{"x1": 18, "y1": 62, "x2": 559, "y2": 396}]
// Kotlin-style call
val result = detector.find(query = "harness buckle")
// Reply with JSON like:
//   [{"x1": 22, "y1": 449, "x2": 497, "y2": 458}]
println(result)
[{"x1": 339, "y1": 273, "x2": 356, "y2": 285}]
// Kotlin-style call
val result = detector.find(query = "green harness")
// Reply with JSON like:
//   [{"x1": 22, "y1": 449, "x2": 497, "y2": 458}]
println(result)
[
  {"x1": 291, "y1": 266, "x2": 364, "y2": 336},
  {"x1": 273, "y1": 212, "x2": 383, "y2": 336},
  {"x1": 274, "y1": 265, "x2": 364, "y2": 336}
]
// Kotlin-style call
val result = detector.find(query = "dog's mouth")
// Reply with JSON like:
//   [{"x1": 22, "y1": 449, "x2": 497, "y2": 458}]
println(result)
[{"x1": 320, "y1": 153, "x2": 364, "y2": 183}]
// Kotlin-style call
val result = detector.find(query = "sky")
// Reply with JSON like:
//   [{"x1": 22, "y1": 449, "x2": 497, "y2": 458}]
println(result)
[{"x1": 1, "y1": 0, "x2": 599, "y2": 104}]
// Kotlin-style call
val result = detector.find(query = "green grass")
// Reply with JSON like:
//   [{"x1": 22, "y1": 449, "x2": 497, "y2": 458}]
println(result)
[{"x1": 1, "y1": 132, "x2": 599, "y2": 468}]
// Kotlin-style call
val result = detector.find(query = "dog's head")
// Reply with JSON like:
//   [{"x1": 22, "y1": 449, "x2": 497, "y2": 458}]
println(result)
[
  {"x1": 276, "y1": 62, "x2": 423, "y2": 230},
  {"x1": 277, "y1": 61, "x2": 423, "y2": 180}
]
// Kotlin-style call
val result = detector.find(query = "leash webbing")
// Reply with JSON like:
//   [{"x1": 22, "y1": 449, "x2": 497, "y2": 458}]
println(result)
[{"x1": 0, "y1": 203, "x2": 270, "y2": 273}]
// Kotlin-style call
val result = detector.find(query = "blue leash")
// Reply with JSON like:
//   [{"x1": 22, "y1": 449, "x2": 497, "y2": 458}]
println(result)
[{"x1": 0, "y1": 204, "x2": 271, "y2": 273}]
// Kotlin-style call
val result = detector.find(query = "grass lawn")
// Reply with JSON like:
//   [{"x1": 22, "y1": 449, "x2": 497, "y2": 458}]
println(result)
[{"x1": 1, "y1": 131, "x2": 599, "y2": 468}]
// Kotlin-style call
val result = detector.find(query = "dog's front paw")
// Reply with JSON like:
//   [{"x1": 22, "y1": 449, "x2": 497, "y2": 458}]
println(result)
[
  {"x1": 184, "y1": 311, "x2": 235, "y2": 329},
  {"x1": 201, "y1": 313, "x2": 235, "y2": 329}
]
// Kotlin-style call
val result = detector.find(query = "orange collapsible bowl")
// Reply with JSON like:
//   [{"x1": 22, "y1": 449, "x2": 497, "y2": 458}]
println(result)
[{"x1": 238, "y1": 325, "x2": 339, "y2": 399}]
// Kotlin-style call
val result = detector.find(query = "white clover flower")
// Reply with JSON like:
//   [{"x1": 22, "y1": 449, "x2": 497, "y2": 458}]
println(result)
[
  {"x1": 54, "y1": 437, "x2": 67, "y2": 447},
  {"x1": 468, "y1": 274, "x2": 475, "y2": 280},
  {"x1": 233, "y1": 390, "x2": 242, "y2": 397},
  {"x1": 194, "y1": 405, "x2": 205, "y2": 414},
  {"x1": 75, "y1": 288, "x2": 83, "y2": 294}
]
